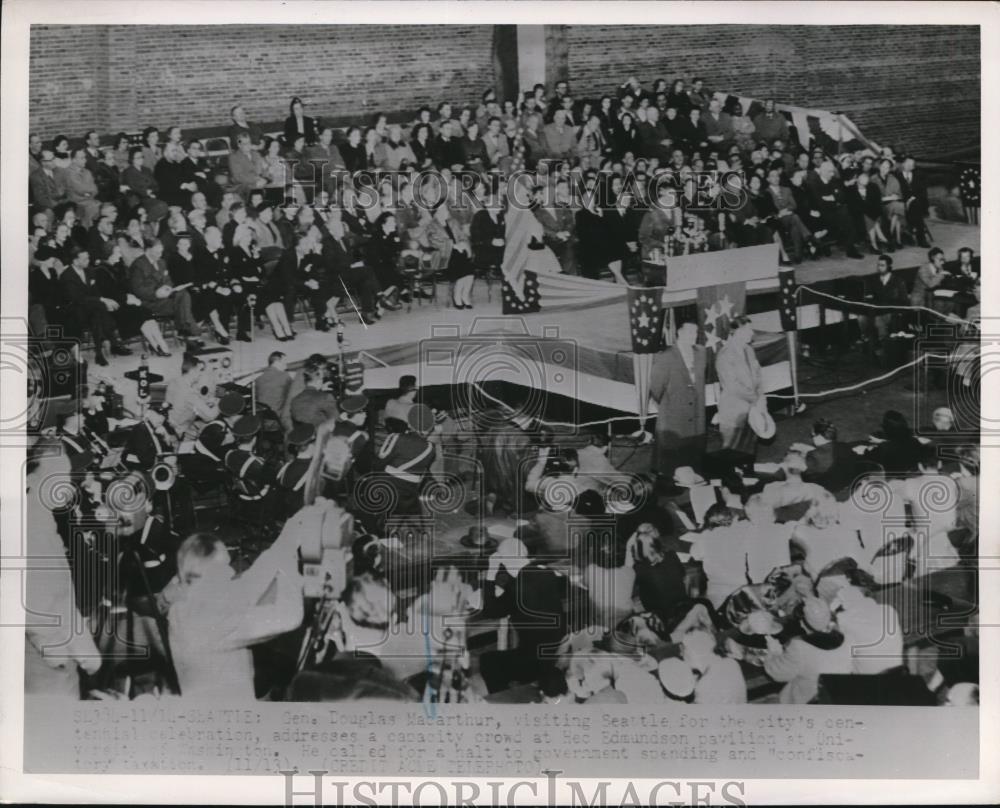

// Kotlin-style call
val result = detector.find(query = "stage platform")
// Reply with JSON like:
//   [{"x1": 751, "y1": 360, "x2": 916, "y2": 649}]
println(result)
[{"x1": 92, "y1": 219, "x2": 979, "y2": 415}]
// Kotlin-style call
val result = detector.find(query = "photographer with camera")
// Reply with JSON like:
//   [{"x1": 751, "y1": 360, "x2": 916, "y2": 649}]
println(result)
[
  {"x1": 164, "y1": 351, "x2": 220, "y2": 441},
  {"x1": 165, "y1": 515, "x2": 305, "y2": 699},
  {"x1": 524, "y1": 430, "x2": 620, "y2": 513},
  {"x1": 25, "y1": 448, "x2": 103, "y2": 697}
]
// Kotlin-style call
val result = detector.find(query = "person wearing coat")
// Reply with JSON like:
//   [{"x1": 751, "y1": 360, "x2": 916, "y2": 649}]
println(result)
[
  {"x1": 62, "y1": 149, "x2": 102, "y2": 227},
  {"x1": 228, "y1": 134, "x2": 268, "y2": 201},
  {"x1": 121, "y1": 148, "x2": 168, "y2": 222},
  {"x1": 715, "y1": 316, "x2": 765, "y2": 456},
  {"x1": 283, "y1": 96, "x2": 319, "y2": 146},
  {"x1": 649, "y1": 320, "x2": 708, "y2": 477}
]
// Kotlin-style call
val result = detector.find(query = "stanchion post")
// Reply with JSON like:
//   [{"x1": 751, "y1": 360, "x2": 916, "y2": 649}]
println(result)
[{"x1": 786, "y1": 330, "x2": 801, "y2": 413}]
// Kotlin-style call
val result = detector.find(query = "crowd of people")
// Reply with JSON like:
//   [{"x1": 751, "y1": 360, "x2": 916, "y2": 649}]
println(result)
[
  {"x1": 25, "y1": 74, "x2": 979, "y2": 707},
  {"x1": 28, "y1": 77, "x2": 945, "y2": 366}
]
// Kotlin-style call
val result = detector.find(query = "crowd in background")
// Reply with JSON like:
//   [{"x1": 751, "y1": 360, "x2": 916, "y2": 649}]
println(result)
[{"x1": 24, "y1": 73, "x2": 980, "y2": 707}]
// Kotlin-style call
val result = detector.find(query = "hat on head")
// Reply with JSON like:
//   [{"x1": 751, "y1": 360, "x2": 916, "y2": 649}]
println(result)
[
  {"x1": 51, "y1": 398, "x2": 80, "y2": 417},
  {"x1": 146, "y1": 399, "x2": 172, "y2": 414},
  {"x1": 218, "y1": 392, "x2": 245, "y2": 417},
  {"x1": 407, "y1": 403, "x2": 435, "y2": 434},
  {"x1": 802, "y1": 596, "x2": 833, "y2": 632},
  {"x1": 287, "y1": 423, "x2": 316, "y2": 446},
  {"x1": 748, "y1": 406, "x2": 776, "y2": 439},
  {"x1": 232, "y1": 414, "x2": 261, "y2": 439},
  {"x1": 658, "y1": 658, "x2": 696, "y2": 699},
  {"x1": 340, "y1": 393, "x2": 368, "y2": 415},
  {"x1": 672, "y1": 466, "x2": 706, "y2": 488}
]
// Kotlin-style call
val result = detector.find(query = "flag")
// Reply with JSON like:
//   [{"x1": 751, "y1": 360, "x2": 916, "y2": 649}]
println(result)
[
  {"x1": 626, "y1": 286, "x2": 666, "y2": 354},
  {"x1": 501, "y1": 271, "x2": 540, "y2": 314},
  {"x1": 697, "y1": 281, "x2": 747, "y2": 354},
  {"x1": 777, "y1": 267, "x2": 798, "y2": 332}
]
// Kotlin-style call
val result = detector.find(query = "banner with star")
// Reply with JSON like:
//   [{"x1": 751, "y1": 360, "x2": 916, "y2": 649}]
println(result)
[
  {"x1": 501, "y1": 270, "x2": 627, "y2": 314},
  {"x1": 777, "y1": 267, "x2": 798, "y2": 332},
  {"x1": 697, "y1": 281, "x2": 747, "y2": 354},
  {"x1": 626, "y1": 287, "x2": 666, "y2": 354}
]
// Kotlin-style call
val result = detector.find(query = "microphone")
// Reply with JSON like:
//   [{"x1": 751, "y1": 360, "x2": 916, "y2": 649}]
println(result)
[{"x1": 336, "y1": 323, "x2": 345, "y2": 346}]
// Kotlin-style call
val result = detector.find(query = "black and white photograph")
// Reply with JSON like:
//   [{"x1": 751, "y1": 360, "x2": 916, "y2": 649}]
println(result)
[{"x1": 1, "y1": 1, "x2": 997, "y2": 803}]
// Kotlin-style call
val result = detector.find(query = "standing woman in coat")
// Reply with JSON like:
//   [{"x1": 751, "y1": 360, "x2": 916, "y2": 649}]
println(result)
[{"x1": 715, "y1": 316, "x2": 765, "y2": 456}]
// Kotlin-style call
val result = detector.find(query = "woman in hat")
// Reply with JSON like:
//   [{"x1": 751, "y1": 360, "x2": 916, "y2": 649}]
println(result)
[{"x1": 715, "y1": 316, "x2": 766, "y2": 456}]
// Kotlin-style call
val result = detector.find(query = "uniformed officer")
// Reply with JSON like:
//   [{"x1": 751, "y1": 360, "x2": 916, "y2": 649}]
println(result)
[
  {"x1": 382, "y1": 375, "x2": 417, "y2": 433},
  {"x1": 122, "y1": 400, "x2": 176, "y2": 471},
  {"x1": 179, "y1": 392, "x2": 245, "y2": 486},
  {"x1": 224, "y1": 414, "x2": 275, "y2": 502},
  {"x1": 275, "y1": 423, "x2": 316, "y2": 517},
  {"x1": 114, "y1": 472, "x2": 180, "y2": 600},
  {"x1": 333, "y1": 393, "x2": 371, "y2": 471},
  {"x1": 54, "y1": 400, "x2": 100, "y2": 470},
  {"x1": 374, "y1": 403, "x2": 437, "y2": 520}
]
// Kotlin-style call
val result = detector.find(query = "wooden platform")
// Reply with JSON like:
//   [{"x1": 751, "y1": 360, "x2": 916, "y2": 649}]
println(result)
[{"x1": 91, "y1": 220, "x2": 980, "y2": 413}]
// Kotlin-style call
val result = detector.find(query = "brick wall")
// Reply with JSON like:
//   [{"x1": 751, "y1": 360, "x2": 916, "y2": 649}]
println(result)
[
  {"x1": 563, "y1": 25, "x2": 980, "y2": 157},
  {"x1": 30, "y1": 24, "x2": 979, "y2": 158},
  {"x1": 29, "y1": 24, "x2": 496, "y2": 139}
]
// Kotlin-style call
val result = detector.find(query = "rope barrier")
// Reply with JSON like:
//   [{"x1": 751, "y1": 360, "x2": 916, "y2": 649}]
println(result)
[{"x1": 796, "y1": 284, "x2": 975, "y2": 327}]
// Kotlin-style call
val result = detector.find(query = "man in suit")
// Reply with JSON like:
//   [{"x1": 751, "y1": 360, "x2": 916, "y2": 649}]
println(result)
[
  {"x1": 911, "y1": 247, "x2": 949, "y2": 309},
  {"x1": 638, "y1": 182, "x2": 678, "y2": 259},
  {"x1": 304, "y1": 127, "x2": 347, "y2": 197},
  {"x1": 228, "y1": 133, "x2": 268, "y2": 200},
  {"x1": 636, "y1": 106, "x2": 671, "y2": 163},
  {"x1": 860, "y1": 254, "x2": 909, "y2": 354},
  {"x1": 805, "y1": 161, "x2": 863, "y2": 259},
  {"x1": 897, "y1": 156, "x2": 930, "y2": 247},
  {"x1": 227, "y1": 104, "x2": 264, "y2": 151},
  {"x1": 254, "y1": 351, "x2": 292, "y2": 417},
  {"x1": 59, "y1": 248, "x2": 128, "y2": 366},
  {"x1": 87, "y1": 214, "x2": 117, "y2": 262},
  {"x1": 649, "y1": 320, "x2": 708, "y2": 478},
  {"x1": 63, "y1": 149, "x2": 101, "y2": 227},
  {"x1": 129, "y1": 237, "x2": 200, "y2": 339},
  {"x1": 29, "y1": 149, "x2": 66, "y2": 215},
  {"x1": 321, "y1": 211, "x2": 379, "y2": 324},
  {"x1": 752, "y1": 99, "x2": 789, "y2": 146},
  {"x1": 542, "y1": 110, "x2": 577, "y2": 162},
  {"x1": 604, "y1": 190, "x2": 640, "y2": 284},
  {"x1": 702, "y1": 97, "x2": 734, "y2": 151}
]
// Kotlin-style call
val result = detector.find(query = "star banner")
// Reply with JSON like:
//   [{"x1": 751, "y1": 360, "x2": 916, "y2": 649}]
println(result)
[
  {"x1": 777, "y1": 267, "x2": 798, "y2": 332},
  {"x1": 626, "y1": 286, "x2": 666, "y2": 354},
  {"x1": 696, "y1": 280, "x2": 748, "y2": 353}
]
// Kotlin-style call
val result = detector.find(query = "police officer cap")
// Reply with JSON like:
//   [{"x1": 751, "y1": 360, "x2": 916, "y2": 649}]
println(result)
[
  {"x1": 340, "y1": 393, "x2": 368, "y2": 414},
  {"x1": 407, "y1": 403, "x2": 435, "y2": 434},
  {"x1": 232, "y1": 414, "x2": 261, "y2": 438},
  {"x1": 218, "y1": 392, "x2": 245, "y2": 417},
  {"x1": 287, "y1": 423, "x2": 316, "y2": 446},
  {"x1": 147, "y1": 399, "x2": 172, "y2": 414}
]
